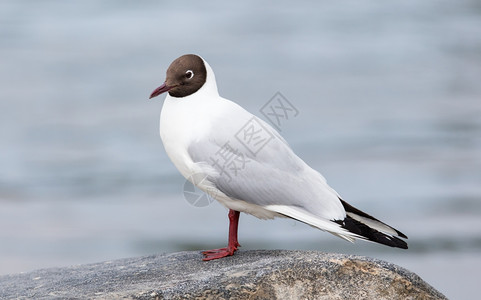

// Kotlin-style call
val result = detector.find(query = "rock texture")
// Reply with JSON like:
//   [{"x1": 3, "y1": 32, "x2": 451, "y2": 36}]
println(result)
[{"x1": 0, "y1": 250, "x2": 446, "y2": 299}]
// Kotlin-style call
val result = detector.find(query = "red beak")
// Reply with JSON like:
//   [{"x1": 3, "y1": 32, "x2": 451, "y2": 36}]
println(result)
[{"x1": 149, "y1": 82, "x2": 172, "y2": 99}]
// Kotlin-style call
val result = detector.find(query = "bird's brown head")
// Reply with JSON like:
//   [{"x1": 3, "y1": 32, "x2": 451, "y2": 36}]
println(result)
[{"x1": 149, "y1": 54, "x2": 207, "y2": 99}]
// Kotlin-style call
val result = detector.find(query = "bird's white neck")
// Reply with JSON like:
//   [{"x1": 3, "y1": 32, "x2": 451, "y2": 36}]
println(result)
[{"x1": 195, "y1": 58, "x2": 219, "y2": 98}]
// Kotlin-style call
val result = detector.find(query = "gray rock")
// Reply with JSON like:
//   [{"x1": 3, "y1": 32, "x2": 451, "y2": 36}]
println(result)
[{"x1": 0, "y1": 250, "x2": 446, "y2": 299}]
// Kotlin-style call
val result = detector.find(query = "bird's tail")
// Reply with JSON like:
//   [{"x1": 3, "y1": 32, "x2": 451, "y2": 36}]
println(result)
[{"x1": 334, "y1": 199, "x2": 408, "y2": 249}]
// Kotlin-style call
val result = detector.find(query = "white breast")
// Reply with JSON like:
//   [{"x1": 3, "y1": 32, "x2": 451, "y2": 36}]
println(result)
[{"x1": 160, "y1": 95, "x2": 206, "y2": 179}]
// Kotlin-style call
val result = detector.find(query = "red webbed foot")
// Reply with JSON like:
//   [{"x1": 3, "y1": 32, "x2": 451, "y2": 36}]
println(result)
[{"x1": 202, "y1": 246, "x2": 237, "y2": 261}]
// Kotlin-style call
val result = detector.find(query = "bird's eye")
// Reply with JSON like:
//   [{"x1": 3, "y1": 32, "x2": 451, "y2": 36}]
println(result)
[{"x1": 185, "y1": 70, "x2": 194, "y2": 79}]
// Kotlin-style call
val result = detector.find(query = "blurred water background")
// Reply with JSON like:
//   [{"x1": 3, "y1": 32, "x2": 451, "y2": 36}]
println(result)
[{"x1": 1, "y1": 1, "x2": 480, "y2": 298}]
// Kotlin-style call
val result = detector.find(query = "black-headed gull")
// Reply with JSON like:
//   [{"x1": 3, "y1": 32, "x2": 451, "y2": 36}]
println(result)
[{"x1": 150, "y1": 54, "x2": 407, "y2": 260}]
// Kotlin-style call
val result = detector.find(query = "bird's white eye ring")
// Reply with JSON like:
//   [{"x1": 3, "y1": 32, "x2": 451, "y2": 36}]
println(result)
[{"x1": 185, "y1": 70, "x2": 194, "y2": 79}]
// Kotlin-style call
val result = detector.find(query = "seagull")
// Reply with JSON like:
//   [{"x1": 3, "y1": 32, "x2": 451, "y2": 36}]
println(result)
[{"x1": 149, "y1": 54, "x2": 408, "y2": 261}]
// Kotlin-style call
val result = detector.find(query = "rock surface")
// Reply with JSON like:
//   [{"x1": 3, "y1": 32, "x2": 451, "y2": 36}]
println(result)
[{"x1": 0, "y1": 250, "x2": 446, "y2": 299}]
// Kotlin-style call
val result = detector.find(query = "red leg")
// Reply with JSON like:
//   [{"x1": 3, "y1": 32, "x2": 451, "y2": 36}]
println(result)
[{"x1": 202, "y1": 209, "x2": 241, "y2": 261}]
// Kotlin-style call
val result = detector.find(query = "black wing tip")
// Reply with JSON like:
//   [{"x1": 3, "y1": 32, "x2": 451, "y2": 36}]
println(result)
[
  {"x1": 339, "y1": 198, "x2": 409, "y2": 240},
  {"x1": 335, "y1": 217, "x2": 408, "y2": 249},
  {"x1": 396, "y1": 230, "x2": 408, "y2": 240}
]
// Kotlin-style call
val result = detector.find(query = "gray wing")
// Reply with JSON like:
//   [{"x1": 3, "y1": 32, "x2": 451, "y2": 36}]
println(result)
[{"x1": 187, "y1": 114, "x2": 344, "y2": 220}]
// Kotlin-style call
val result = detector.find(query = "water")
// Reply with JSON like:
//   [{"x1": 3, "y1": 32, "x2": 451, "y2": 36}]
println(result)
[{"x1": 1, "y1": 1, "x2": 480, "y2": 298}]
